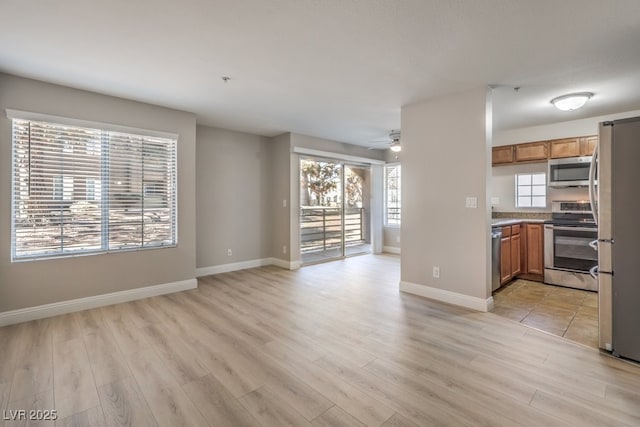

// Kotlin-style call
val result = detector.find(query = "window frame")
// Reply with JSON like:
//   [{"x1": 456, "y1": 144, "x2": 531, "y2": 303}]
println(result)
[
  {"x1": 384, "y1": 164, "x2": 401, "y2": 227},
  {"x1": 9, "y1": 110, "x2": 179, "y2": 262},
  {"x1": 515, "y1": 172, "x2": 547, "y2": 208}
]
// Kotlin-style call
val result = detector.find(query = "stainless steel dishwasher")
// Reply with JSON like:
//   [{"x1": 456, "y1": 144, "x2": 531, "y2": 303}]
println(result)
[{"x1": 491, "y1": 227, "x2": 502, "y2": 292}]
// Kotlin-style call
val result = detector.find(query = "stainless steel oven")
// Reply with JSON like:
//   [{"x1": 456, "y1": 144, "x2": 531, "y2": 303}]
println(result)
[{"x1": 544, "y1": 201, "x2": 598, "y2": 291}]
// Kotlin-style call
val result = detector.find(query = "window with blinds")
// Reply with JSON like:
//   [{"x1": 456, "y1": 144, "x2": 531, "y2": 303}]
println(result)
[{"x1": 11, "y1": 118, "x2": 177, "y2": 260}]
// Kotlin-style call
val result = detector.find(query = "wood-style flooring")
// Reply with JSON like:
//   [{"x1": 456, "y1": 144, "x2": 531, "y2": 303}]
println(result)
[{"x1": 1, "y1": 254, "x2": 640, "y2": 426}]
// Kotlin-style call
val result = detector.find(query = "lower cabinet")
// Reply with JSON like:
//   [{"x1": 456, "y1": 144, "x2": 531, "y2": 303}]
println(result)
[
  {"x1": 522, "y1": 223, "x2": 544, "y2": 279},
  {"x1": 499, "y1": 222, "x2": 544, "y2": 287},
  {"x1": 500, "y1": 224, "x2": 521, "y2": 286},
  {"x1": 511, "y1": 225, "x2": 522, "y2": 277},
  {"x1": 500, "y1": 234, "x2": 512, "y2": 285}
]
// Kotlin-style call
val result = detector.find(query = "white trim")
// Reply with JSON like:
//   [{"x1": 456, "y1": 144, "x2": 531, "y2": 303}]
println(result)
[
  {"x1": 292, "y1": 146, "x2": 385, "y2": 165},
  {"x1": 383, "y1": 246, "x2": 401, "y2": 254},
  {"x1": 0, "y1": 279, "x2": 197, "y2": 327},
  {"x1": 196, "y1": 258, "x2": 270, "y2": 277},
  {"x1": 399, "y1": 281, "x2": 493, "y2": 312},
  {"x1": 269, "y1": 258, "x2": 301, "y2": 270},
  {"x1": 6, "y1": 108, "x2": 179, "y2": 140},
  {"x1": 196, "y1": 258, "x2": 301, "y2": 277}
]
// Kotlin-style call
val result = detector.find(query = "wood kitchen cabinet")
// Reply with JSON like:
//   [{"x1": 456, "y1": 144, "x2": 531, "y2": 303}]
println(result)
[
  {"x1": 493, "y1": 134, "x2": 598, "y2": 166},
  {"x1": 492, "y1": 145, "x2": 514, "y2": 165},
  {"x1": 518, "y1": 222, "x2": 544, "y2": 282},
  {"x1": 498, "y1": 222, "x2": 542, "y2": 287},
  {"x1": 500, "y1": 234, "x2": 512, "y2": 285},
  {"x1": 514, "y1": 141, "x2": 548, "y2": 162},
  {"x1": 510, "y1": 225, "x2": 522, "y2": 277},
  {"x1": 500, "y1": 224, "x2": 521, "y2": 286},
  {"x1": 580, "y1": 135, "x2": 597, "y2": 156},
  {"x1": 549, "y1": 137, "x2": 581, "y2": 159}
]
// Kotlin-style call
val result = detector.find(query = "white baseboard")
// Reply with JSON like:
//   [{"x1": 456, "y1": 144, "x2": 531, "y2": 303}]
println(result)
[
  {"x1": 268, "y1": 258, "x2": 301, "y2": 270},
  {"x1": 382, "y1": 246, "x2": 401, "y2": 254},
  {"x1": 196, "y1": 258, "x2": 271, "y2": 277},
  {"x1": 0, "y1": 278, "x2": 197, "y2": 327},
  {"x1": 399, "y1": 281, "x2": 493, "y2": 312},
  {"x1": 196, "y1": 258, "x2": 300, "y2": 277}
]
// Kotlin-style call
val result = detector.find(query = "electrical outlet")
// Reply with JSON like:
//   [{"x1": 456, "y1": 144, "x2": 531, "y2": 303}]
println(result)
[
  {"x1": 433, "y1": 266, "x2": 440, "y2": 279},
  {"x1": 283, "y1": 199, "x2": 287, "y2": 208},
  {"x1": 227, "y1": 248, "x2": 232, "y2": 256},
  {"x1": 282, "y1": 245, "x2": 287, "y2": 254},
  {"x1": 491, "y1": 197, "x2": 500, "y2": 206}
]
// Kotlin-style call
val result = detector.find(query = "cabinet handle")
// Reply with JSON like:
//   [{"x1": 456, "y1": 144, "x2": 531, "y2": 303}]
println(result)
[{"x1": 588, "y1": 239, "x2": 598, "y2": 251}]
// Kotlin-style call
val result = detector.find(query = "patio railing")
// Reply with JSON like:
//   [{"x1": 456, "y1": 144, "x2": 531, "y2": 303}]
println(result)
[{"x1": 300, "y1": 206, "x2": 364, "y2": 253}]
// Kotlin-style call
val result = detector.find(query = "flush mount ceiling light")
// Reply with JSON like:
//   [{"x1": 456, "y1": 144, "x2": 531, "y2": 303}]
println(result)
[
  {"x1": 389, "y1": 130, "x2": 401, "y2": 152},
  {"x1": 550, "y1": 92, "x2": 593, "y2": 111}
]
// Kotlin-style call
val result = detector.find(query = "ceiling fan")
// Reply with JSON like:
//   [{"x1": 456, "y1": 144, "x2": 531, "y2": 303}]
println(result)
[{"x1": 368, "y1": 130, "x2": 401, "y2": 152}]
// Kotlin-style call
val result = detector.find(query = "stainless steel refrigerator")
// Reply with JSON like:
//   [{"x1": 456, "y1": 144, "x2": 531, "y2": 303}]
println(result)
[{"x1": 594, "y1": 117, "x2": 640, "y2": 362}]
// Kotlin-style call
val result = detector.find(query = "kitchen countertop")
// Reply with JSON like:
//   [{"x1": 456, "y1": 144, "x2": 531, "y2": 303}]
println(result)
[{"x1": 491, "y1": 218, "x2": 547, "y2": 227}]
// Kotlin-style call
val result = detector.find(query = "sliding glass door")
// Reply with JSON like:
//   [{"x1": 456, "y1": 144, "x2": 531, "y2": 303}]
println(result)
[{"x1": 299, "y1": 158, "x2": 370, "y2": 264}]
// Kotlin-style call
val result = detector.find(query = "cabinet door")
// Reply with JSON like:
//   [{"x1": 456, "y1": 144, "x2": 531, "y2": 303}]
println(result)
[
  {"x1": 500, "y1": 236, "x2": 512, "y2": 284},
  {"x1": 492, "y1": 145, "x2": 514, "y2": 165},
  {"x1": 580, "y1": 135, "x2": 598, "y2": 156},
  {"x1": 525, "y1": 223, "x2": 544, "y2": 275},
  {"x1": 515, "y1": 141, "x2": 548, "y2": 162},
  {"x1": 550, "y1": 138, "x2": 581, "y2": 158},
  {"x1": 511, "y1": 232, "x2": 522, "y2": 277}
]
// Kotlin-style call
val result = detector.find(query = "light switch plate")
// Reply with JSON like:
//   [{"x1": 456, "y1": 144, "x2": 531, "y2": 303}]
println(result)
[{"x1": 465, "y1": 197, "x2": 478, "y2": 208}]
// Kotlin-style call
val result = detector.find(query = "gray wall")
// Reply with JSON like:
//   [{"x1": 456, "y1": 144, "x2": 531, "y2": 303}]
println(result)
[
  {"x1": 290, "y1": 133, "x2": 386, "y2": 162},
  {"x1": 196, "y1": 126, "x2": 271, "y2": 268},
  {"x1": 383, "y1": 227, "x2": 401, "y2": 251},
  {"x1": 0, "y1": 73, "x2": 196, "y2": 312},
  {"x1": 401, "y1": 88, "x2": 490, "y2": 300},
  {"x1": 267, "y1": 133, "x2": 292, "y2": 261}
]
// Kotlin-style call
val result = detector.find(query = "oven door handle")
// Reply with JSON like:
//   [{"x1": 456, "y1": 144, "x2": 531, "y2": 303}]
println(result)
[
  {"x1": 589, "y1": 239, "x2": 598, "y2": 251},
  {"x1": 551, "y1": 226, "x2": 598, "y2": 232},
  {"x1": 589, "y1": 266, "x2": 599, "y2": 279}
]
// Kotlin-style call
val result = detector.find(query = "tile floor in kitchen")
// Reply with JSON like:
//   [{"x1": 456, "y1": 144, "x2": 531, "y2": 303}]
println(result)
[{"x1": 492, "y1": 279, "x2": 598, "y2": 348}]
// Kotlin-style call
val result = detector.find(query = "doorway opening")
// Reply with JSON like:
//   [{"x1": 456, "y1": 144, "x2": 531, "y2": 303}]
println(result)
[{"x1": 299, "y1": 158, "x2": 371, "y2": 264}]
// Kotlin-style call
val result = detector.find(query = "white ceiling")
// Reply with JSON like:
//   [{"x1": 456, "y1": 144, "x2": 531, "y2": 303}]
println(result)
[{"x1": 2, "y1": 0, "x2": 640, "y2": 146}]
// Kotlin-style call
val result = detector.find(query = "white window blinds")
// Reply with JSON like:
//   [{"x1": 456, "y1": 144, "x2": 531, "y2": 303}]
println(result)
[{"x1": 11, "y1": 118, "x2": 177, "y2": 260}]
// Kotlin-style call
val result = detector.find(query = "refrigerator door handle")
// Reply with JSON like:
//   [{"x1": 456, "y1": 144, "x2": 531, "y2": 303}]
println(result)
[
  {"x1": 589, "y1": 265, "x2": 599, "y2": 279},
  {"x1": 589, "y1": 145, "x2": 598, "y2": 225},
  {"x1": 589, "y1": 239, "x2": 598, "y2": 251}
]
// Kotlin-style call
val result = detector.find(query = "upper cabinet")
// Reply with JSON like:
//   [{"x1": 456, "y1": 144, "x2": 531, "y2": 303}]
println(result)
[
  {"x1": 515, "y1": 141, "x2": 548, "y2": 162},
  {"x1": 493, "y1": 135, "x2": 597, "y2": 166},
  {"x1": 549, "y1": 137, "x2": 580, "y2": 159},
  {"x1": 580, "y1": 135, "x2": 597, "y2": 156},
  {"x1": 492, "y1": 145, "x2": 514, "y2": 165}
]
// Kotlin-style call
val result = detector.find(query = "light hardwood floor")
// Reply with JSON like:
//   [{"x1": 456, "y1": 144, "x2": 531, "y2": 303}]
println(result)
[{"x1": 1, "y1": 254, "x2": 640, "y2": 426}]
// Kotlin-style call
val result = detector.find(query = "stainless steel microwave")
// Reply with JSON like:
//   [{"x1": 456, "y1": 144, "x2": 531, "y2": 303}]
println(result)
[{"x1": 548, "y1": 156, "x2": 594, "y2": 187}]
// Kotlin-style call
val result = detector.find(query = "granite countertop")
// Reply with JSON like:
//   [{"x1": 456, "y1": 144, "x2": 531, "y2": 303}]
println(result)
[{"x1": 491, "y1": 218, "x2": 547, "y2": 226}]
